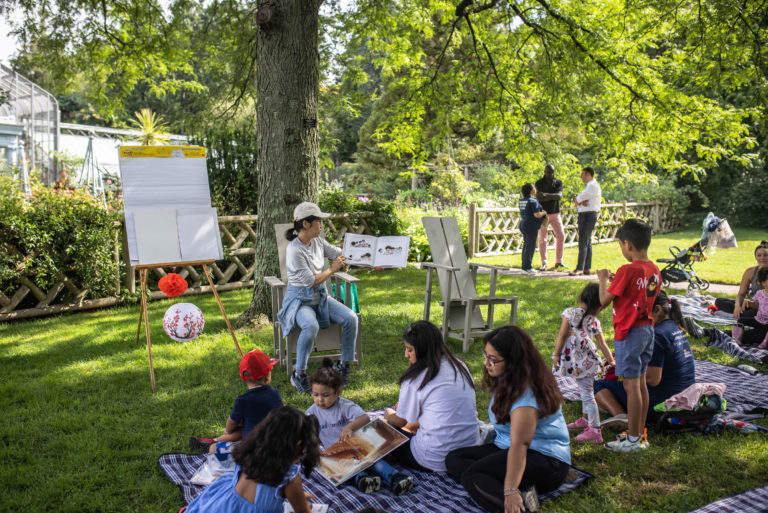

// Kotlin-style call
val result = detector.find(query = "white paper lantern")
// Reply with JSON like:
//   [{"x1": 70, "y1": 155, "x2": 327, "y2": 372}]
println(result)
[{"x1": 163, "y1": 303, "x2": 205, "y2": 342}]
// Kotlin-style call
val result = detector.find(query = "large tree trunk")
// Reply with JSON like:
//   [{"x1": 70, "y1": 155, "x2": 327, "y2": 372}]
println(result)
[{"x1": 239, "y1": 0, "x2": 322, "y2": 324}]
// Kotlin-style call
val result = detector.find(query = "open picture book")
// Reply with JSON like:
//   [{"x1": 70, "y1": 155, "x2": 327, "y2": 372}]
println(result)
[
  {"x1": 342, "y1": 234, "x2": 410, "y2": 268},
  {"x1": 316, "y1": 418, "x2": 408, "y2": 486}
]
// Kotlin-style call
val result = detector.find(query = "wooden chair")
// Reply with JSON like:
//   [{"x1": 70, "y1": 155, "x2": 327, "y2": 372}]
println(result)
[
  {"x1": 264, "y1": 223, "x2": 362, "y2": 377},
  {"x1": 421, "y1": 216, "x2": 518, "y2": 352}
]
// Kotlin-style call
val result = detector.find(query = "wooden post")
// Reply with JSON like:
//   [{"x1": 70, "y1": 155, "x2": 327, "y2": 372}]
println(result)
[
  {"x1": 121, "y1": 223, "x2": 135, "y2": 294},
  {"x1": 467, "y1": 203, "x2": 476, "y2": 258}
]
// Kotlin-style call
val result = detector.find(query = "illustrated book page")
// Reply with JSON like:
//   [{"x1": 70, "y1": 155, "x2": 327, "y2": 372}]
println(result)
[
  {"x1": 343, "y1": 234, "x2": 410, "y2": 268},
  {"x1": 316, "y1": 419, "x2": 408, "y2": 486}
]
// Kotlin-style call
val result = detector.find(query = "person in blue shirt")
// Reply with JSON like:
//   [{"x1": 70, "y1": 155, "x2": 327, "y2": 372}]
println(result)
[
  {"x1": 518, "y1": 183, "x2": 548, "y2": 273},
  {"x1": 184, "y1": 406, "x2": 320, "y2": 513},
  {"x1": 446, "y1": 326, "x2": 571, "y2": 513},
  {"x1": 595, "y1": 290, "x2": 696, "y2": 428}
]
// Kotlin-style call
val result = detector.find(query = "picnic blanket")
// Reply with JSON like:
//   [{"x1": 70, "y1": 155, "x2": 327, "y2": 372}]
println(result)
[
  {"x1": 671, "y1": 295, "x2": 738, "y2": 327},
  {"x1": 687, "y1": 484, "x2": 768, "y2": 512},
  {"x1": 158, "y1": 453, "x2": 594, "y2": 511},
  {"x1": 706, "y1": 329, "x2": 768, "y2": 365},
  {"x1": 556, "y1": 360, "x2": 768, "y2": 414}
]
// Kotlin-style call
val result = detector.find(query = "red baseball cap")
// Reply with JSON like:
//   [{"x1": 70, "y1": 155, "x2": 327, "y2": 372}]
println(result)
[{"x1": 239, "y1": 349, "x2": 279, "y2": 380}]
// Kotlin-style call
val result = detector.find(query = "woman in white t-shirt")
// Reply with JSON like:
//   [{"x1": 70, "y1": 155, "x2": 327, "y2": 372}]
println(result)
[{"x1": 383, "y1": 320, "x2": 478, "y2": 472}]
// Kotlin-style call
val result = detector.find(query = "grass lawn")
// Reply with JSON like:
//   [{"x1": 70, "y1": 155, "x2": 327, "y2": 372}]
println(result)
[
  {"x1": 475, "y1": 224, "x2": 767, "y2": 286},
  {"x1": 1, "y1": 266, "x2": 767, "y2": 512}
]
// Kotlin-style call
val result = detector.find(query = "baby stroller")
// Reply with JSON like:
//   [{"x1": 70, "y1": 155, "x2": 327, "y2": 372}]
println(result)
[
  {"x1": 656, "y1": 213, "x2": 737, "y2": 292},
  {"x1": 657, "y1": 241, "x2": 710, "y2": 291}
]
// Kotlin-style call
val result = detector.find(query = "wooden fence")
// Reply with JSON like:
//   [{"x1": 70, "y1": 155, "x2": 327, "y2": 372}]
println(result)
[
  {"x1": 467, "y1": 201, "x2": 685, "y2": 258},
  {"x1": 0, "y1": 212, "x2": 373, "y2": 322}
]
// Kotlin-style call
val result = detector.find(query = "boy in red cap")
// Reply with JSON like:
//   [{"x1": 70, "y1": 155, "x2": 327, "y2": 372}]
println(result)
[{"x1": 190, "y1": 349, "x2": 283, "y2": 453}]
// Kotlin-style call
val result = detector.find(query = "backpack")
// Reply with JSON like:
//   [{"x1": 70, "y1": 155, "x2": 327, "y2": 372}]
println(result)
[{"x1": 653, "y1": 394, "x2": 726, "y2": 434}]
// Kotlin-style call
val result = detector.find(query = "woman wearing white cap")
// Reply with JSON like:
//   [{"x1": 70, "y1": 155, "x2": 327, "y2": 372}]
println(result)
[{"x1": 277, "y1": 202, "x2": 358, "y2": 394}]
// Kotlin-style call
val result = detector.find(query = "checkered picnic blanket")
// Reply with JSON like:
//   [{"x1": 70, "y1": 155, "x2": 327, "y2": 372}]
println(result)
[
  {"x1": 687, "y1": 484, "x2": 768, "y2": 512},
  {"x1": 556, "y1": 360, "x2": 768, "y2": 414},
  {"x1": 705, "y1": 329, "x2": 768, "y2": 365},
  {"x1": 671, "y1": 295, "x2": 738, "y2": 327},
  {"x1": 157, "y1": 453, "x2": 594, "y2": 511}
]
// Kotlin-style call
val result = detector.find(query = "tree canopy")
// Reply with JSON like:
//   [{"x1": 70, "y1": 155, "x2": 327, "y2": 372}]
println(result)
[{"x1": 6, "y1": 0, "x2": 765, "y2": 180}]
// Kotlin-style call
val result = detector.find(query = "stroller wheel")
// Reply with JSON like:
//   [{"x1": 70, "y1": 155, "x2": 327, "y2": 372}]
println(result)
[{"x1": 699, "y1": 279, "x2": 710, "y2": 291}]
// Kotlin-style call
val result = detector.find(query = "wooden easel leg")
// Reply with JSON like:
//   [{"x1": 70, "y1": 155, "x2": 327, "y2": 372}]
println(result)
[
  {"x1": 202, "y1": 264, "x2": 243, "y2": 357},
  {"x1": 135, "y1": 279, "x2": 144, "y2": 346},
  {"x1": 140, "y1": 269, "x2": 156, "y2": 392}
]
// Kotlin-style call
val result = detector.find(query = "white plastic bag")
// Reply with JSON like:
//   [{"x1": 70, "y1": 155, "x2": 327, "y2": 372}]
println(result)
[{"x1": 189, "y1": 453, "x2": 236, "y2": 486}]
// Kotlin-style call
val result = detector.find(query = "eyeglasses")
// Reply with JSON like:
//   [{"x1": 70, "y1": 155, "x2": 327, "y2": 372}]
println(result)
[{"x1": 482, "y1": 351, "x2": 504, "y2": 367}]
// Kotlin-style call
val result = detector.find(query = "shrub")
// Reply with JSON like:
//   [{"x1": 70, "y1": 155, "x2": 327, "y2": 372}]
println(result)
[
  {"x1": 319, "y1": 184, "x2": 403, "y2": 243},
  {"x1": 0, "y1": 183, "x2": 121, "y2": 305}
]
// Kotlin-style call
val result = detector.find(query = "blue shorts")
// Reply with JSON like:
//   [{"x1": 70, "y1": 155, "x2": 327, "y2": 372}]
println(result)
[{"x1": 614, "y1": 324, "x2": 654, "y2": 379}]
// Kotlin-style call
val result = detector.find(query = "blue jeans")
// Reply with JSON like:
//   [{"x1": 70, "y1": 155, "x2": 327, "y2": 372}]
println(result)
[
  {"x1": 576, "y1": 211, "x2": 598, "y2": 271},
  {"x1": 355, "y1": 459, "x2": 399, "y2": 486},
  {"x1": 520, "y1": 221, "x2": 539, "y2": 270},
  {"x1": 294, "y1": 296, "x2": 357, "y2": 371}
]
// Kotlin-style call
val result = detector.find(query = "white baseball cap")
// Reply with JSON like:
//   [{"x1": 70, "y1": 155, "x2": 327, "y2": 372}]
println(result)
[{"x1": 293, "y1": 202, "x2": 331, "y2": 221}]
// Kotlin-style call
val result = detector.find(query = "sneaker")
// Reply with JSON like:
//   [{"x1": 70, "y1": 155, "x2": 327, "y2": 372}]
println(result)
[
  {"x1": 522, "y1": 268, "x2": 537, "y2": 274},
  {"x1": 291, "y1": 370, "x2": 311, "y2": 394},
  {"x1": 566, "y1": 417, "x2": 589, "y2": 430},
  {"x1": 575, "y1": 426, "x2": 604, "y2": 444},
  {"x1": 356, "y1": 475, "x2": 381, "y2": 494},
  {"x1": 391, "y1": 473, "x2": 414, "y2": 496},
  {"x1": 605, "y1": 437, "x2": 649, "y2": 452},
  {"x1": 538, "y1": 265, "x2": 548, "y2": 271},
  {"x1": 189, "y1": 436, "x2": 215, "y2": 453},
  {"x1": 614, "y1": 428, "x2": 648, "y2": 445},
  {"x1": 520, "y1": 485, "x2": 540, "y2": 512},
  {"x1": 600, "y1": 413, "x2": 629, "y2": 431},
  {"x1": 333, "y1": 360, "x2": 351, "y2": 385},
  {"x1": 553, "y1": 263, "x2": 568, "y2": 271}
]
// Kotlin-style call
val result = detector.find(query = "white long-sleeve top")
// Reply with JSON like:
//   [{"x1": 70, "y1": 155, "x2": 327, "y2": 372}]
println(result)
[{"x1": 575, "y1": 178, "x2": 602, "y2": 213}]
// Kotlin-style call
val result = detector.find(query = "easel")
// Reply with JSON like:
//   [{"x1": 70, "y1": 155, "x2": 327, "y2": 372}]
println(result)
[{"x1": 135, "y1": 259, "x2": 243, "y2": 391}]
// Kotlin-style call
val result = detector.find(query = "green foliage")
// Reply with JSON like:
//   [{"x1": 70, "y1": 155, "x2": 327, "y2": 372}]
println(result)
[
  {"x1": 318, "y1": 184, "x2": 404, "y2": 242},
  {"x1": 190, "y1": 127, "x2": 259, "y2": 215},
  {"x1": 429, "y1": 168, "x2": 480, "y2": 207},
  {"x1": 397, "y1": 205, "x2": 468, "y2": 262},
  {"x1": 130, "y1": 109, "x2": 171, "y2": 146},
  {"x1": 0, "y1": 185, "x2": 121, "y2": 303}
]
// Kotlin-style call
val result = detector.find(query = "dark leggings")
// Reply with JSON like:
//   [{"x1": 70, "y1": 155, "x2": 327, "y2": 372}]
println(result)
[
  {"x1": 714, "y1": 298, "x2": 757, "y2": 322},
  {"x1": 741, "y1": 317, "x2": 768, "y2": 346},
  {"x1": 445, "y1": 444, "x2": 570, "y2": 513}
]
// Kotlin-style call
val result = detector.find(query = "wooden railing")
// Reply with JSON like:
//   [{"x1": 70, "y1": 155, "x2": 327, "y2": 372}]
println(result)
[
  {"x1": 467, "y1": 201, "x2": 685, "y2": 258},
  {"x1": 0, "y1": 212, "x2": 373, "y2": 322}
]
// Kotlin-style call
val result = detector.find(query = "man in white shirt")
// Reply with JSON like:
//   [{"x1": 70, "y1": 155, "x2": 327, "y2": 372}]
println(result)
[{"x1": 569, "y1": 166, "x2": 601, "y2": 276}]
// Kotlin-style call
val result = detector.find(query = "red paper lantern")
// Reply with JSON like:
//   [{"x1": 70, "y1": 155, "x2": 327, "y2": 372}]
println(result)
[{"x1": 158, "y1": 273, "x2": 188, "y2": 298}]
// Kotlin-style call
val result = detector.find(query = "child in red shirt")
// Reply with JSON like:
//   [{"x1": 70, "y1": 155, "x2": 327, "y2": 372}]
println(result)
[{"x1": 597, "y1": 219, "x2": 661, "y2": 452}]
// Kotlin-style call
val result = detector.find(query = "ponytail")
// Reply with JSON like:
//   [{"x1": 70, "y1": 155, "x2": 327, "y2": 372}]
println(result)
[
  {"x1": 284, "y1": 215, "x2": 320, "y2": 241},
  {"x1": 654, "y1": 290, "x2": 685, "y2": 331}
]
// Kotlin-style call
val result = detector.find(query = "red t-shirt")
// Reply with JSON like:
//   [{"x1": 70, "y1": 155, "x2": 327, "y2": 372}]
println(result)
[{"x1": 607, "y1": 260, "x2": 661, "y2": 340}]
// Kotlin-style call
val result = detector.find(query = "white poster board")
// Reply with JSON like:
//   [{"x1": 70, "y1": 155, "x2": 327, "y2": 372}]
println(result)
[{"x1": 118, "y1": 146, "x2": 224, "y2": 266}]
